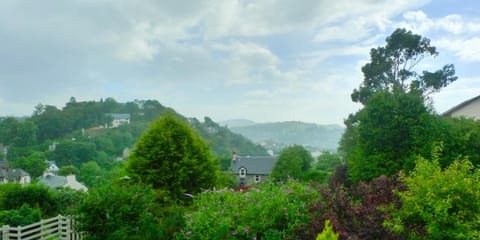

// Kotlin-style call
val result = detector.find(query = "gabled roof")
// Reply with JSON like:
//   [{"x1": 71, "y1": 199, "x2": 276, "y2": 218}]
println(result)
[
  {"x1": 231, "y1": 156, "x2": 278, "y2": 175},
  {"x1": 10, "y1": 169, "x2": 29, "y2": 178},
  {"x1": 38, "y1": 175, "x2": 88, "y2": 191},
  {"x1": 443, "y1": 94, "x2": 480, "y2": 116},
  {"x1": 0, "y1": 168, "x2": 30, "y2": 180},
  {"x1": 38, "y1": 175, "x2": 67, "y2": 188},
  {"x1": 46, "y1": 161, "x2": 59, "y2": 171}
]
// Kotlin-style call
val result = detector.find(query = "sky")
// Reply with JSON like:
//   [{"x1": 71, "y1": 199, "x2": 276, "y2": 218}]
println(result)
[{"x1": 1, "y1": 0, "x2": 480, "y2": 125}]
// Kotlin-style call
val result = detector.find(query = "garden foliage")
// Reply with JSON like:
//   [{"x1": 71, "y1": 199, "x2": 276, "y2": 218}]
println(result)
[
  {"x1": 386, "y1": 147, "x2": 480, "y2": 239},
  {"x1": 298, "y1": 175, "x2": 404, "y2": 240},
  {"x1": 176, "y1": 180, "x2": 318, "y2": 240},
  {"x1": 316, "y1": 220, "x2": 339, "y2": 240},
  {"x1": 76, "y1": 181, "x2": 163, "y2": 240},
  {"x1": 0, "y1": 184, "x2": 84, "y2": 227}
]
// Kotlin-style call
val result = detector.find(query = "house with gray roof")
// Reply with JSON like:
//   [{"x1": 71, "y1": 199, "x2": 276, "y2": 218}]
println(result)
[
  {"x1": 38, "y1": 174, "x2": 88, "y2": 192},
  {"x1": 0, "y1": 161, "x2": 31, "y2": 184},
  {"x1": 231, "y1": 153, "x2": 278, "y2": 186}
]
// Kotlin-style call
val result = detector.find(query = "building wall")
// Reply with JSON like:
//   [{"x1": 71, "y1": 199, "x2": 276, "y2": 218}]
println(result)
[
  {"x1": 238, "y1": 174, "x2": 268, "y2": 186},
  {"x1": 449, "y1": 99, "x2": 480, "y2": 119},
  {"x1": 65, "y1": 175, "x2": 88, "y2": 191},
  {"x1": 111, "y1": 118, "x2": 130, "y2": 128},
  {"x1": 19, "y1": 176, "x2": 31, "y2": 184}
]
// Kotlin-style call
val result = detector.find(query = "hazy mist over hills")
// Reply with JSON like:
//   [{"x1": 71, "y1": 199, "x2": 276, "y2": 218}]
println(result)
[{"x1": 221, "y1": 120, "x2": 344, "y2": 153}]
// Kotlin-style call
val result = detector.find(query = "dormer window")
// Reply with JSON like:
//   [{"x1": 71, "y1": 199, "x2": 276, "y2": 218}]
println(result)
[{"x1": 239, "y1": 168, "x2": 246, "y2": 177}]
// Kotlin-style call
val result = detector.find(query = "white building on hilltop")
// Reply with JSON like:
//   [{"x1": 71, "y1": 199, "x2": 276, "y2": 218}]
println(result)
[{"x1": 106, "y1": 113, "x2": 131, "y2": 128}]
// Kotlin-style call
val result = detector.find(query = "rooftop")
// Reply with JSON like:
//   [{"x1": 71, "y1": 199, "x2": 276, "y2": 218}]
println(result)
[
  {"x1": 106, "y1": 113, "x2": 131, "y2": 120},
  {"x1": 443, "y1": 94, "x2": 480, "y2": 116},
  {"x1": 231, "y1": 156, "x2": 278, "y2": 175}
]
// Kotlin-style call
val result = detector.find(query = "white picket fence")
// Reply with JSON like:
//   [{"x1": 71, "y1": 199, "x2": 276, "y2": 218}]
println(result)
[{"x1": 0, "y1": 215, "x2": 82, "y2": 240}]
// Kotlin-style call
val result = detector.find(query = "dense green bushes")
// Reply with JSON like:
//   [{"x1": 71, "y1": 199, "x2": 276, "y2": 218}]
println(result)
[
  {"x1": 386, "y1": 147, "x2": 480, "y2": 239},
  {"x1": 0, "y1": 184, "x2": 84, "y2": 227},
  {"x1": 75, "y1": 181, "x2": 163, "y2": 240},
  {"x1": 176, "y1": 180, "x2": 319, "y2": 240}
]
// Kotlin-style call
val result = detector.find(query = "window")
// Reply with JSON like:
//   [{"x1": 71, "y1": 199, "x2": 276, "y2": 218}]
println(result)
[
  {"x1": 255, "y1": 175, "x2": 261, "y2": 183},
  {"x1": 239, "y1": 168, "x2": 246, "y2": 177}
]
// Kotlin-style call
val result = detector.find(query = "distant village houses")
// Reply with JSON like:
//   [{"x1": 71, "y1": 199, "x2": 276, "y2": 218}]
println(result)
[
  {"x1": 0, "y1": 161, "x2": 31, "y2": 184},
  {"x1": 230, "y1": 151, "x2": 278, "y2": 186},
  {"x1": 38, "y1": 161, "x2": 88, "y2": 192}
]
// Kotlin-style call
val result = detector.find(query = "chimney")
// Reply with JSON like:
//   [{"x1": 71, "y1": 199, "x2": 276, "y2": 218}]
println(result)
[{"x1": 232, "y1": 150, "x2": 238, "y2": 161}]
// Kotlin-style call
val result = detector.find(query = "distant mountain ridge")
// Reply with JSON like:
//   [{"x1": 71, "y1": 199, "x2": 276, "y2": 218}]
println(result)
[
  {"x1": 220, "y1": 119, "x2": 256, "y2": 128},
  {"x1": 221, "y1": 120, "x2": 344, "y2": 152}
]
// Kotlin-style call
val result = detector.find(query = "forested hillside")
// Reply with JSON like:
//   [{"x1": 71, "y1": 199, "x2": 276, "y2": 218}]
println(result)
[{"x1": 0, "y1": 98, "x2": 266, "y2": 182}]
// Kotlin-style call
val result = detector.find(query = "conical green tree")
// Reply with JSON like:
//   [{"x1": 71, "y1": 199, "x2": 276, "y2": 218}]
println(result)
[{"x1": 126, "y1": 114, "x2": 218, "y2": 203}]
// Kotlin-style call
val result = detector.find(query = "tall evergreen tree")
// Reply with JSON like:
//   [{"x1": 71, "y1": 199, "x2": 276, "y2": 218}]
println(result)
[{"x1": 126, "y1": 114, "x2": 218, "y2": 203}]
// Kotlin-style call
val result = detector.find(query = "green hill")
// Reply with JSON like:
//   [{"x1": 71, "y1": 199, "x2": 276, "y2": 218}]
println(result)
[{"x1": 0, "y1": 98, "x2": 267, "y2": 178}]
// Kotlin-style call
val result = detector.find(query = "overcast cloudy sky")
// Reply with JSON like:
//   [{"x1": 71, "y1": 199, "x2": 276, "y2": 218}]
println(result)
[{"x1": 1, "y1": 0, "x2": 479, "y2": 125}]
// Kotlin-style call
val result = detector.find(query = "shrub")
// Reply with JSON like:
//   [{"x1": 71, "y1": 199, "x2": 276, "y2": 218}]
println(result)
[
  {"x1": 0, "y1": 204, "x2": 41, "y2": 226},
  {"x1": 316, "y1": 220, "x2": 339, "y2": 240},
  {"x1": 176, "y1": 180, "x2": 318, "y2": 240},
  {"x1": 385, "y1": 152, "x2": 480, "y2": 239},
  {"x1": 75, "y1": 181, "x2": 163, "y2": 240},
  {"x1": 298, "y1": 175, "x2": 404, "y2": 240},
  {"x1": 0, "y1": 184, "x2": 59, "y2": 217}
]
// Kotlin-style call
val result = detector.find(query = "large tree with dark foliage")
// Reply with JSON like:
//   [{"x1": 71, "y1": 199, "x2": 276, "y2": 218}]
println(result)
[
  {"x1": 340, "y1": 28, "x2": 457, "y2": 182},
  {"x1": 351, "y1": 28, "x2": 457, "y2": 104}
]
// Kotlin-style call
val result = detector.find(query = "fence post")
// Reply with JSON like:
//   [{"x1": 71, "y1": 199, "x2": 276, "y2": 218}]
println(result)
[
  {"x1": 57, "y1": 215, "x2": 62, "y2": 240},
  {"x1": 2, "y1": 225, "x2": 9, "y2": 240}
]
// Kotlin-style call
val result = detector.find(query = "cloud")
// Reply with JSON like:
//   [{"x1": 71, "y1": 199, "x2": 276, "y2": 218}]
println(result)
[
  {"x1": 436, "y1": 38, "x2": 480, "y2": 62},
  {"x1": 394, "y1": 10, "x2": 480, "y2": 63},
  {"x1": 397, "y1": 10, "x2": 480, "y2": 35},
  {"x1": 2, "y1": 0, "x2": 458, "y2": 125},
  {"x1": 312, "y1": 0, "x2": 430, "y2": 43}
]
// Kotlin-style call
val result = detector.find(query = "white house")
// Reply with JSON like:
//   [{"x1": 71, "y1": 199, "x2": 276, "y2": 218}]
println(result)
[
  {"x1": 443, "y1": 95, "x2": 480, "y2": 119},
  {"x1": 106, "y1": 113, "x2": 131, "y2": 128}
]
